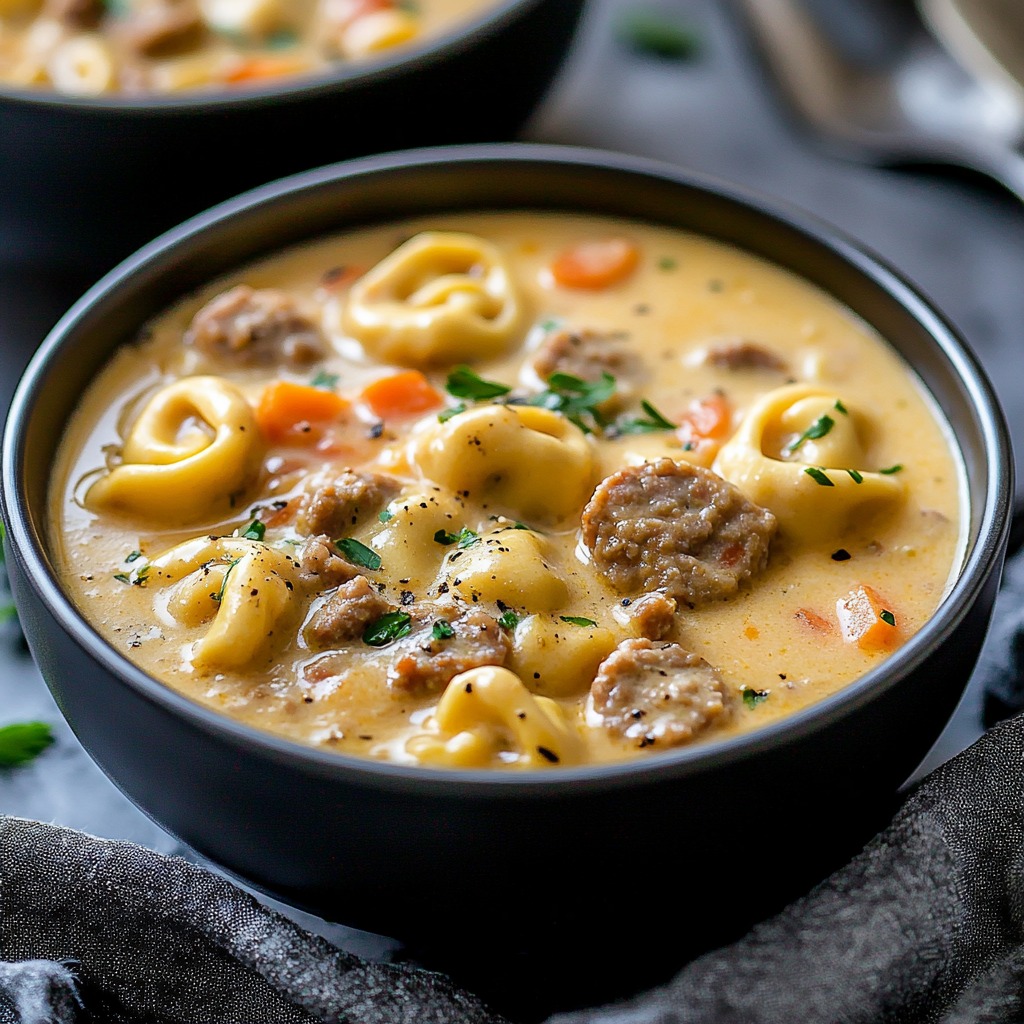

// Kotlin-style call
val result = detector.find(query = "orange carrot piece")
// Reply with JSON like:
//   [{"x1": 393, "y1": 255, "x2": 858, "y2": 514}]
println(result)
[
  {"x1": 224, "y1": 56, "x2": 311, "y2": 84},
  {"x1": 256, "y1": 381, "x2": 350, "y2": 444},
  {"x1": 836, "y1": 585, "x2": 899, "y2": 651},
  {"x1": 361, "y1": 370, "x2": 442, "y2": 420},
  {"x1": 550, "y1": 237, "x2": 640, "y2": 290},
  {"x1": 678, "y1": 393, "x2": 732, "y2": 445},
  {"x1": 795, "y1": 608, "x2": 832, "y2": 634}
]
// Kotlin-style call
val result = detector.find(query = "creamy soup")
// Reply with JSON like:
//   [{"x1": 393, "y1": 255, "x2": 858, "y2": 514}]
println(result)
[
  {"x1": 51, "y1": 212, "x2": 967, "y2": 769},
  {"x1": 0, "y1": 0, "x2": 490, "y2": 95}
]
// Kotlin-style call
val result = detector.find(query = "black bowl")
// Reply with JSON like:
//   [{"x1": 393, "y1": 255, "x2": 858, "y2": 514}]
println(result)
[
  {"x1": 0, "y1": 0, "x2": 585, "y2": 283},
  {"x1": 1, "y1": 144, "x2": 1013, "y2": 1019}
]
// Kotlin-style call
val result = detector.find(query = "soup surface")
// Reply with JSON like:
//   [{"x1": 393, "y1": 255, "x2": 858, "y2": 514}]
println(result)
[
  {"x1": 52, "y1": 211, "x2": 967, "y2": 769},
  {"x1": 0, "y1": 0, "x2": 489, "y2": 95}
]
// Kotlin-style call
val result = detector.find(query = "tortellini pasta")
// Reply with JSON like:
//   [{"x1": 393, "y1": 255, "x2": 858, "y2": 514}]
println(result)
[
  {"x1": 714, "y1": 383, "x2": 905, "y2": 540},
  {"x1": 371, "y1": 490, "x2": 466, "y2": 589},
  {"x1": 340, "y1": 232, "x2": 526, "y2": 366},
  {"x1": 150, "y1": 536, "x2": 302, "y2": 671},
  {"x1": 444, "y1": 526, "x2": 569, "y2": 611},
  {"x1": 408, "y1": 404, "x2": 595, "y2": 521},
  {"x1": 85, "y1": 376, "x2": 262, "y2": 525},
  {"x1": 508, "y1": 615, "x2": 617, "y2": 698},
  {"x1": 407, "y1": 666, "x2": 585, "y2": 768}
]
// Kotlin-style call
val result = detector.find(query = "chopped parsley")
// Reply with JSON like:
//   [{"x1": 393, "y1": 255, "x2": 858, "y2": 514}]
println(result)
[
  {"x1": 527, "y1": 371, "x2": 616, "y2": 434},
  {"x1": 834, "y1": 400, "x2": 848, "y2": 415},
  {"x1": 786, "y1": 414, "x2": 834, "y2": 453},
  {"x1": 846, "y1": 469, "x2": 864, "y2": 484},
  {"x1": 880, "y1": 464, "x2": 904, "y2": 475},
  {"x1": 617, "y1": 8, "x2": 699, "y2": 59},
  {"x1": 498, "y1": 609, "x2": 520, "y2": 631},
  {"x1": 240, "y1": 519, "x2": 266, "y2": 542},
  {"x1": 560, "y1": 615, "x2": 598, "y2": 628},
  {"x1": 880, "y1": 609, "x2": 896, "y2": 627},
  {"x1": 804, "y1": 467, "x2": 834, "y2": 487},
  {"x1": 311, "y1": 370, "x2": 339, "y2": 390},
  {"x1": 434, "y1": 527, "x2": 479, "y2": 549},
  {"x1": 741, "y1": 688, "x2": 770, "y2": 709},
  {"x1": 0, "y1": 721, "x2": 54, "y2": 767},
  {"x1": 613, "y1": 399, "x2": 677, "y2": 435},
  {"x1": 445, "y1": 366, "x2": 511, "y2": 401},
  {"x1": 432, "y1": 619, "x2": 455, "y2": 640},
  {"x1": 363, "y1": 611, "x2": 412, "y2": 647},
  {"x1": 125, "y1": 550, "x2": 143, "y2": 563},
  {"x1": 378, "y1": 509, "x2": 394, "y2": 524},
  {"x1": 335, "y1": 538, "x2": 382, "y2": 570},
  {"x1": 438, "y1": 403, "x2": 467, "y2": 423},
  {"x1": 114, "y1": 565, "x2": 150, "y2": 587},
  {"x1": 0, "y1": 604, "x2": 17, "y2": 623},
  {"x1": 658, "y1": 256, "x2": 678, "y2": 271},
  {"x1": 266, "y1": 28, "x2": 298, "y2": 49}
]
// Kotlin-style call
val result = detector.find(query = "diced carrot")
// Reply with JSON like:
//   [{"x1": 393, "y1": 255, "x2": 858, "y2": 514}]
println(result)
[
  {"x1": 360, "y1": 370, "x2": 442, "y2": 420},
  {"x1": 256, "y1": 381, "x2": 350, "y2": 445},
  {"x1": 678, "y1": 393, "x2": 732, "y2": 446},
  {"x1": 224, "y1": 56, "x2": 312, "y2": 84},
  {"x1": 836, "y1": 584, "x2": 899, "y2": 651},
  {"x1": 795, "y1": 608, "x2": 832, "y2": 634},
  {"x1": 550, "y1": 237, "x2": 640, "y2": 290}
]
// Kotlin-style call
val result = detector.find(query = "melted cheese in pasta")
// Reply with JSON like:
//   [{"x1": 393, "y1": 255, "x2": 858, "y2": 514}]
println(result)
[{"x1": 51, "y1": 212, "x2": 967, "y2": 769}]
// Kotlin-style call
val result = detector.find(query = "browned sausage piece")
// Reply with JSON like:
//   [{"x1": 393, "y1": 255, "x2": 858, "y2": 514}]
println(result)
[
  {"x1": 118, "y1": 0, "x2": 205, "y2": 56},
  {"x1": 704, "y1": 340, "x2": 787, "y2": 372},
  {"x1": 305, "y1": 576, "x2": 393, "y2": 650},
  {"x1": 295, "y1": 535, "x2": 360, "y2": 590},
  {"x1": 591, "y1": 638, "x2": 731, "y2": 747},
  {"x1": 296, "y1": 470, "x2": 400, "y2": 538},
  {"x1": 581, "y1": 458, "x2": 776, "y2": 606},
  {"x1": 185, "y1": 285, "x2": 325, "y2": 367},
  {"x1": 44, "y1": 0, "x2": 104, "y2": 28},
  {"x1": 389, "y1": 610, "x2": 509, "y2": 695},
  {"x1": 623, "y1": 592, "x2": 677, "y2": 640},
  {"x1": 531, "y1": 328, "x2": 640, "y2": 393}
]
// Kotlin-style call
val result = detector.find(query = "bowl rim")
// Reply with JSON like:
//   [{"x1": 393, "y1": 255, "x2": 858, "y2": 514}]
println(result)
[
  {"x1": 2, "y1": 141, "x2": 1014, "y2": 793},
  {"x1": 0, "y1": 0, "x2": 560, "y2": 111}
]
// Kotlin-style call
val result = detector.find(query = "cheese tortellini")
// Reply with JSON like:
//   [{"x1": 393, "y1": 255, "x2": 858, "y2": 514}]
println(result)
[
  {"x1": 714, "y1": 383, "x2": 905, "y2": 540},
  {"x1": 150, "y1": 536, "x2": 302, "y2": 672},
  {"x1": 341, "y1": 232, "x2": 526, "y2": 366},
  {"x1": 408, "y1": 404, "x2": 595, "y2": 522},
  {"x1": 85, "y1": 376, "x2": 262, "y2": 525},
  {"x1": 407, "y1": 666, "x2": 585, "y2": 768}
]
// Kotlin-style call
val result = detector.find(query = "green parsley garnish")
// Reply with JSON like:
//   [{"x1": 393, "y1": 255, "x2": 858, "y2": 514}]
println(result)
[
  {"x1": 241, "y1": 519, "x2": 266, "y2": 542},
  {"x1": 539, "y1": 318, "x2": 562, "y2": 332},
  {"x1": 432, "y1": 619, "x2": 455, "y2": 640},
  {"x1": 617, "y1": 9, "x2": 700, "y2": 59},
  {"x1": 804, "y1": 467, "x2": 834, "y2": 487},
  {"x1": 786, "y1": 414, "x2": 835, "y2": 453},
  {"x1": 114, "y1": 565, "x2": 150, "y2": 587},
  {"x1": 657, "y1": 256, "x2": 678, "y2": 271},
  {"x1": 363, "y1": 611, "x2": 412, "y2": 647},
  {"x1": 614, "y1": 399, "x2": 677, "y2": 435},
  {"x1": 266, "y1": 28, "x2": 298, "y2": 50},
  {"x1": 125, "y1": 550, "x2": 143, "y2": 563},
  {"x1": 213, "y1": 558, "x2": 242, "y2": 603},
  {"x1": 438, "y1": 403, "x2": 467, "y2": 423},
  {"x1": 527, "y1": 371, "x2": 616, "y2": 434},
  {"x1": 378, "y1": 509, "x2": 394, "y2": 524},
  {"x1": 0, "y1": 721, "x2": 54, "y2": 767},
  {"x1": 880, "y1": 464, "x2": 904, "y2": 475},
  {"x1": 434, "y1": 527, "x2": 479, "y2": 549},
  {"x1": 498, "y1": 609, "x2": 520, "y2": 631},
  {"x1": 846, "y1": 469, "x2": 864, "y2": 484},
  {"x1": 560, "y1": 615, "x2": 598, "y2": 628},
  {"x1": 880, "y1": 609, "x2": 896, "y2": 627},
  {"x1": 311, "y1": 370, "x2": 340, "y2": 390},
  {"x1": 445, "y1": 366, "x2": 512, "y2": 401},
  {"x1": 741, "y1": 688, "x2": 769, "y2": 709},
  {"x1": 335, "y1": 538, "x2": 382, "y2": 570},
  {"x1": 834, "y1": 400, "x2": 848, "y2": 415},
  {"x1": 0, "y1": 604, "x2": 17, "y2": 623}
]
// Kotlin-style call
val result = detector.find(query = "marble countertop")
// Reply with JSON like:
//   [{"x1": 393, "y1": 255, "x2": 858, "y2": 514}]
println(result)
[{"x1": 2, "y1": 0, "x2": 1022, "y2": 1014}]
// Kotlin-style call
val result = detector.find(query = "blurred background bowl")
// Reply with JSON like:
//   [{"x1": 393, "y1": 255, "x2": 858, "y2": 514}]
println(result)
[
  {"x1": 0, "y1": 0, "x2": 586, "y2": 283},
  {"x1": 1, "y1": 143, "x2": 1013, "y2": 1019}
]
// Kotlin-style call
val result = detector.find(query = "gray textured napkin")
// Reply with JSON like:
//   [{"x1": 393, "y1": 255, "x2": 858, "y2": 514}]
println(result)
[{"x1": 4, "y1": 546, "x2": 1024, "y2": 1024}]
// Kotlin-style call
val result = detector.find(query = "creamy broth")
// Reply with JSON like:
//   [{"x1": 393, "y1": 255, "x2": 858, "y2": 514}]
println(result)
[
  {"x1": 0, "y1": 0, "x2": 490, "y2": 95},
  {"x1": 51, "y1": 212, "x2": 967, "y2": 769}
]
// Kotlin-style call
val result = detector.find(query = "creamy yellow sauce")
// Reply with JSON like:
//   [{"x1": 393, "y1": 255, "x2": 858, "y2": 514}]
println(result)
[
  {"x1": 0, "y1": 0, "x2": 491, "y2": 95},
  {"x1": 51, "y1": 211, "x2": 967, "y2": 769}
]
